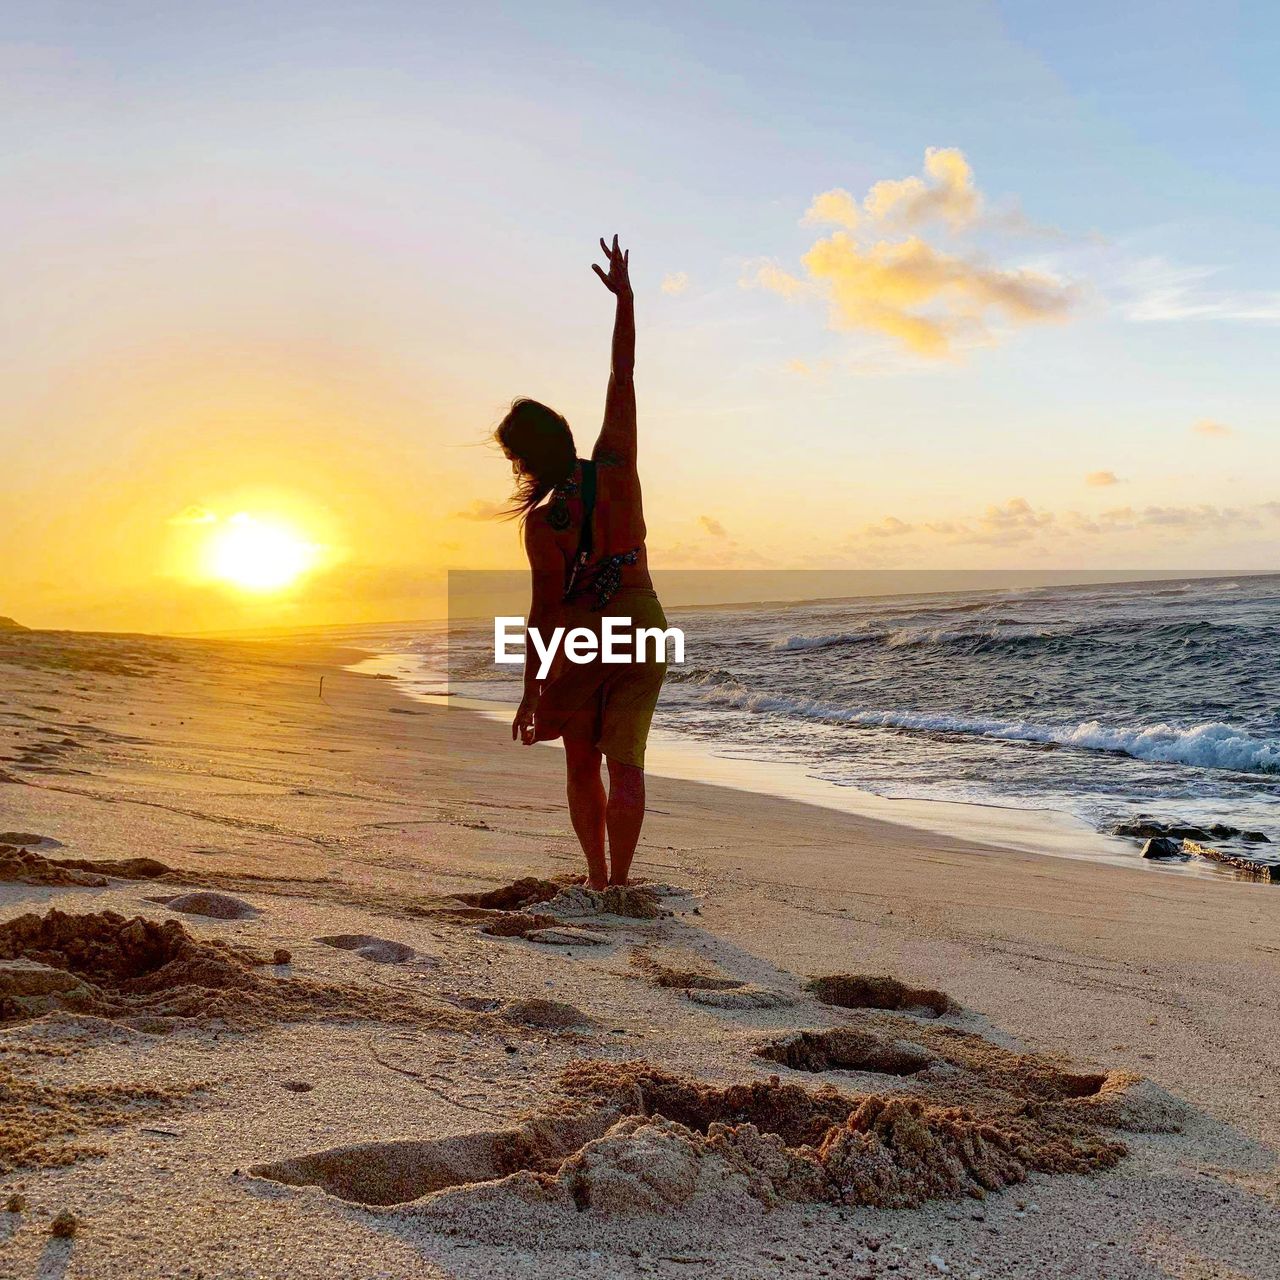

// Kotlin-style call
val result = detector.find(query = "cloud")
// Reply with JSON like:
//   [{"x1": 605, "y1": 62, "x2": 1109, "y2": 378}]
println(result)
[
  {"x1": 863, "y1": 147, "x2": 980, "y2": 230},
  {"x1": 765, "y1": 232, "x2": 1075, "y2": 357},
  {"x1": 1086, "y1": 470, "x2": 1121, "y2": 487},
  {"x1": 966, "y1": 497, "x2": 1056, "y2": 545},
  {"x1": 452, "y1": 499, "x2": 505, "y2": 521},
  {"x1": 862, "y1": 515, "x2": 915, "y2": 539},
  {"x1": 802, "y1": 188, "x2": 860, "y2": 231},
  {"x1": 661, "y1": 271, "x2": 690, "y2": 296},
  {"x1": 698, "y1": 515, "x2": 728, "y2": 538},
  {"x1": 847, "y1": 497, "x2": 1280, "y2": 554},
  {"x1": 1192, "y1": 419, "x2": 1234, "y2": 438},
  {"x1": 748, "y1": 150, "x2": 1078, "y2": 358},
  {"x1": 742, "y1": 260, "x2": 810, "y2": 300}
]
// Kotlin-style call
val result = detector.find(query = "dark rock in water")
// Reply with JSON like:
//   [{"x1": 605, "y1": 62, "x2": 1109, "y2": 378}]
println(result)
[
  {"x1": 1116, "y1": 820, "x2": 1168, "y2": 841},
  {"x1": 1183, "y1": 840, "x2": 1280, "y2": 883},
  {"x1": 1117, "y1": 819, "x2": 1210, "y2": 842},
  {"x1": 1117, "y1": 818, "x2": 1270, "y2": 846},
  {"x1": 1141, "y1": 837, "x2": 1188, "y2": 861}
]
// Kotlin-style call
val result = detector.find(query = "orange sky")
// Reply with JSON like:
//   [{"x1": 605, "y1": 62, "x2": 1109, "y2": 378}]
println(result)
[{"x1": 5, "y1": 7, "x2": 1278, "y2": 633}]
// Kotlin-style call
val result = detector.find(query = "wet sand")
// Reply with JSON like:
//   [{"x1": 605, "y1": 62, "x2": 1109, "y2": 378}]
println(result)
[{"x1": 1, "y1": 627, "x2": 1277, "y2": 1278}]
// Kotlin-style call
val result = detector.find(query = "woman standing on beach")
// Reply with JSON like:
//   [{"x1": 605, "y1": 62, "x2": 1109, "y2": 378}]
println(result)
[{"x1": 497, "y1": 235, "x2": 667, "y2": 891}]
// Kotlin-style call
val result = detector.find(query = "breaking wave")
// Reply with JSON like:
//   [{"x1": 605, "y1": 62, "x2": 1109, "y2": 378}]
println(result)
[{"x1": 684, "y1": 679, "x2": 1280, "y2": 776}]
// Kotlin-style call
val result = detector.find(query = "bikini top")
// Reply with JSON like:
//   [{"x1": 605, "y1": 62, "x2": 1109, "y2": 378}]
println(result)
[{"x1": 551, "y1": 460, "x2": 640, "y2": 609}]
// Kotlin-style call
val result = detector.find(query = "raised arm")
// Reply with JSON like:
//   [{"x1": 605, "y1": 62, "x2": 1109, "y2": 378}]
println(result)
[{"x1": 591, "y1": 235, "x2": 636, "y2": 466}]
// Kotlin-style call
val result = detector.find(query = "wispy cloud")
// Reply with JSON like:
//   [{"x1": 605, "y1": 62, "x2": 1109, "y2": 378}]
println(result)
[
  {"x1": 661, "y1": 271, "x2": 690, "y2": 296},
  {"x1": 845, "y1": 496, "x2": 1280, "y2": 553},
  {"x1": 1192, "y1": 419, "x2": 1234, "y2": 438},
  {"x1": 1086, "y1": 470, "x2": 1121, "y2": 487},
  {"x1": 698, "y1": 515, "x2": 728, "y2": 538},
  {"x1": 1122, "y1": 257, "x2": 1280, "y2": 324}
]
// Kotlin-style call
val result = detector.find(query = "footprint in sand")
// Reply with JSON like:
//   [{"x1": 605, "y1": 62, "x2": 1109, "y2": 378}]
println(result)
[
  {"x1": 316, "y1": 934, "x2": 415, "y2": 964},
  {"x1": 523, "y1": 926, "x2": 610, "y2": 947},
  {"x1": 756, "y1": 1027, "x2": 936, "y2": 1076},
  {"x1": 148, "y1": 891, "x2": 258, "y2": 920},
  {"x1": 0, "y1": 831, "x2": 61, "y2": 847},
  {"x1": 806, "y1": 974, "x2": 956, "y2": 1018},
  {"x1": 684, "y1": 985, "x2": 793, "y2": 1009},
  {"x1": 631, "y1": 950, "x2": 790, "y2": 1007}
]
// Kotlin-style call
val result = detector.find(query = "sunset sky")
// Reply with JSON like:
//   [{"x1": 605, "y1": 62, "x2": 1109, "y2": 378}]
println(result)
[{"x1": 4, "y1": 1, "x2": 1279, "y2": 632}]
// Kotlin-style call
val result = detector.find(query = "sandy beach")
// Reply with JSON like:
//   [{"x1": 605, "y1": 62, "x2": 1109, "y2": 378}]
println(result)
[{"x1": 2, "y1": 626, "x2": 1278, "y2": 1280}]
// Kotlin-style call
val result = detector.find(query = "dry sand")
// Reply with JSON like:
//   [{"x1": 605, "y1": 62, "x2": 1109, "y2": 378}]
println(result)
[{"x1": 0, "y1": 625, "x2": 1277, "y2": 1279}]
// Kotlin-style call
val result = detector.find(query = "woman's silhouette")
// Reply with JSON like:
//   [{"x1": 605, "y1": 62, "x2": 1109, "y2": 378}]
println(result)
[{"x1": 497, "y1": 235, "x2": 666, "y2": 890}]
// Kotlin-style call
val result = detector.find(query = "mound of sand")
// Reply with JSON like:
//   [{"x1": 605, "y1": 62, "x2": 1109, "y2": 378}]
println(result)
[
  {"x1": 807, "y1": 973, "x2": 955, "y2": 1018},
  {"x1": 149, "y1": 891, "x2": 258, "y2": 920},
  {"x1": 254, "y1": 1058, "x2": 1128, "y2": 1232},
  {"x1": 499, "y1": 998, "x2": 597, "y2": 1030},
  {"x1": 0, "y1": 909, "x2": 450, "y2": 1029},
  {"x1": 543, "y1": 884, "x2": 664, "y2": 920},
  {"x1": 316, "y1": 934, "x2": 415, "y2": 964},
  {"x1": 559, "y1": 1060, "x2": 1126, "y2": 1204},
  {"x1": 757, "y1": 1028, "x2": 936, "y2": 1076},
  {"x1": 0, "y1": 845, "x2": 108, "y2": 888}
]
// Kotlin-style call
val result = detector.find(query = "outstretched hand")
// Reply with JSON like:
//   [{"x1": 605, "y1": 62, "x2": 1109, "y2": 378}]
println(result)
[{"x1": 592, "y1": 234, "x2": 632, "y2": 299}]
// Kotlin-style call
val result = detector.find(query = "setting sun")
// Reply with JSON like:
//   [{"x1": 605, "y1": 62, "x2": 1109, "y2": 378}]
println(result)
[{"x1": 204, "y1": 513, "x2": 319, "y2": 592}]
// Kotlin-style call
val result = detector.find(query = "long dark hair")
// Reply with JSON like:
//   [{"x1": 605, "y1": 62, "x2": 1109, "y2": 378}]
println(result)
[{"x1": 494, "y1": 398, "x2": 577, "y2": 521}]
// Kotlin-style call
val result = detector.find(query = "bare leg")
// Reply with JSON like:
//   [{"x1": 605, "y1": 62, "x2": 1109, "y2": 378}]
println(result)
[
  {"x1": 605, "y1": 758, "x2": 645, "y2": 886},
  {"x1": 564, "y1": 739, "x2": 608, "y2": 889}
]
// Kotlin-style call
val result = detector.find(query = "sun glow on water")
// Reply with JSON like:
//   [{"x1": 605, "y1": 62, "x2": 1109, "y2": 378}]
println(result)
[{"x1": 204, "y1": 513, "x2": 319, "y2": 591}]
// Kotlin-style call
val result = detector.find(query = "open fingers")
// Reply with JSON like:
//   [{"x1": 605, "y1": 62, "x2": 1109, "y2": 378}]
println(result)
[{"x1": 592, "y1": 263, "x2": 610, "y2": 286}]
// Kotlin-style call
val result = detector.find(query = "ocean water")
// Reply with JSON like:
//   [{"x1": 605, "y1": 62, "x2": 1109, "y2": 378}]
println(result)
[{"x1": 359, "y1": 572, "x2": 1280, "y2": 860}]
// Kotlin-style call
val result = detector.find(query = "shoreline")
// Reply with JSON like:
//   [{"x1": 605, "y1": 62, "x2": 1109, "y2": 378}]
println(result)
[{"x1": 348, "y1": 650, "x2": 1260, "y2": 885}]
